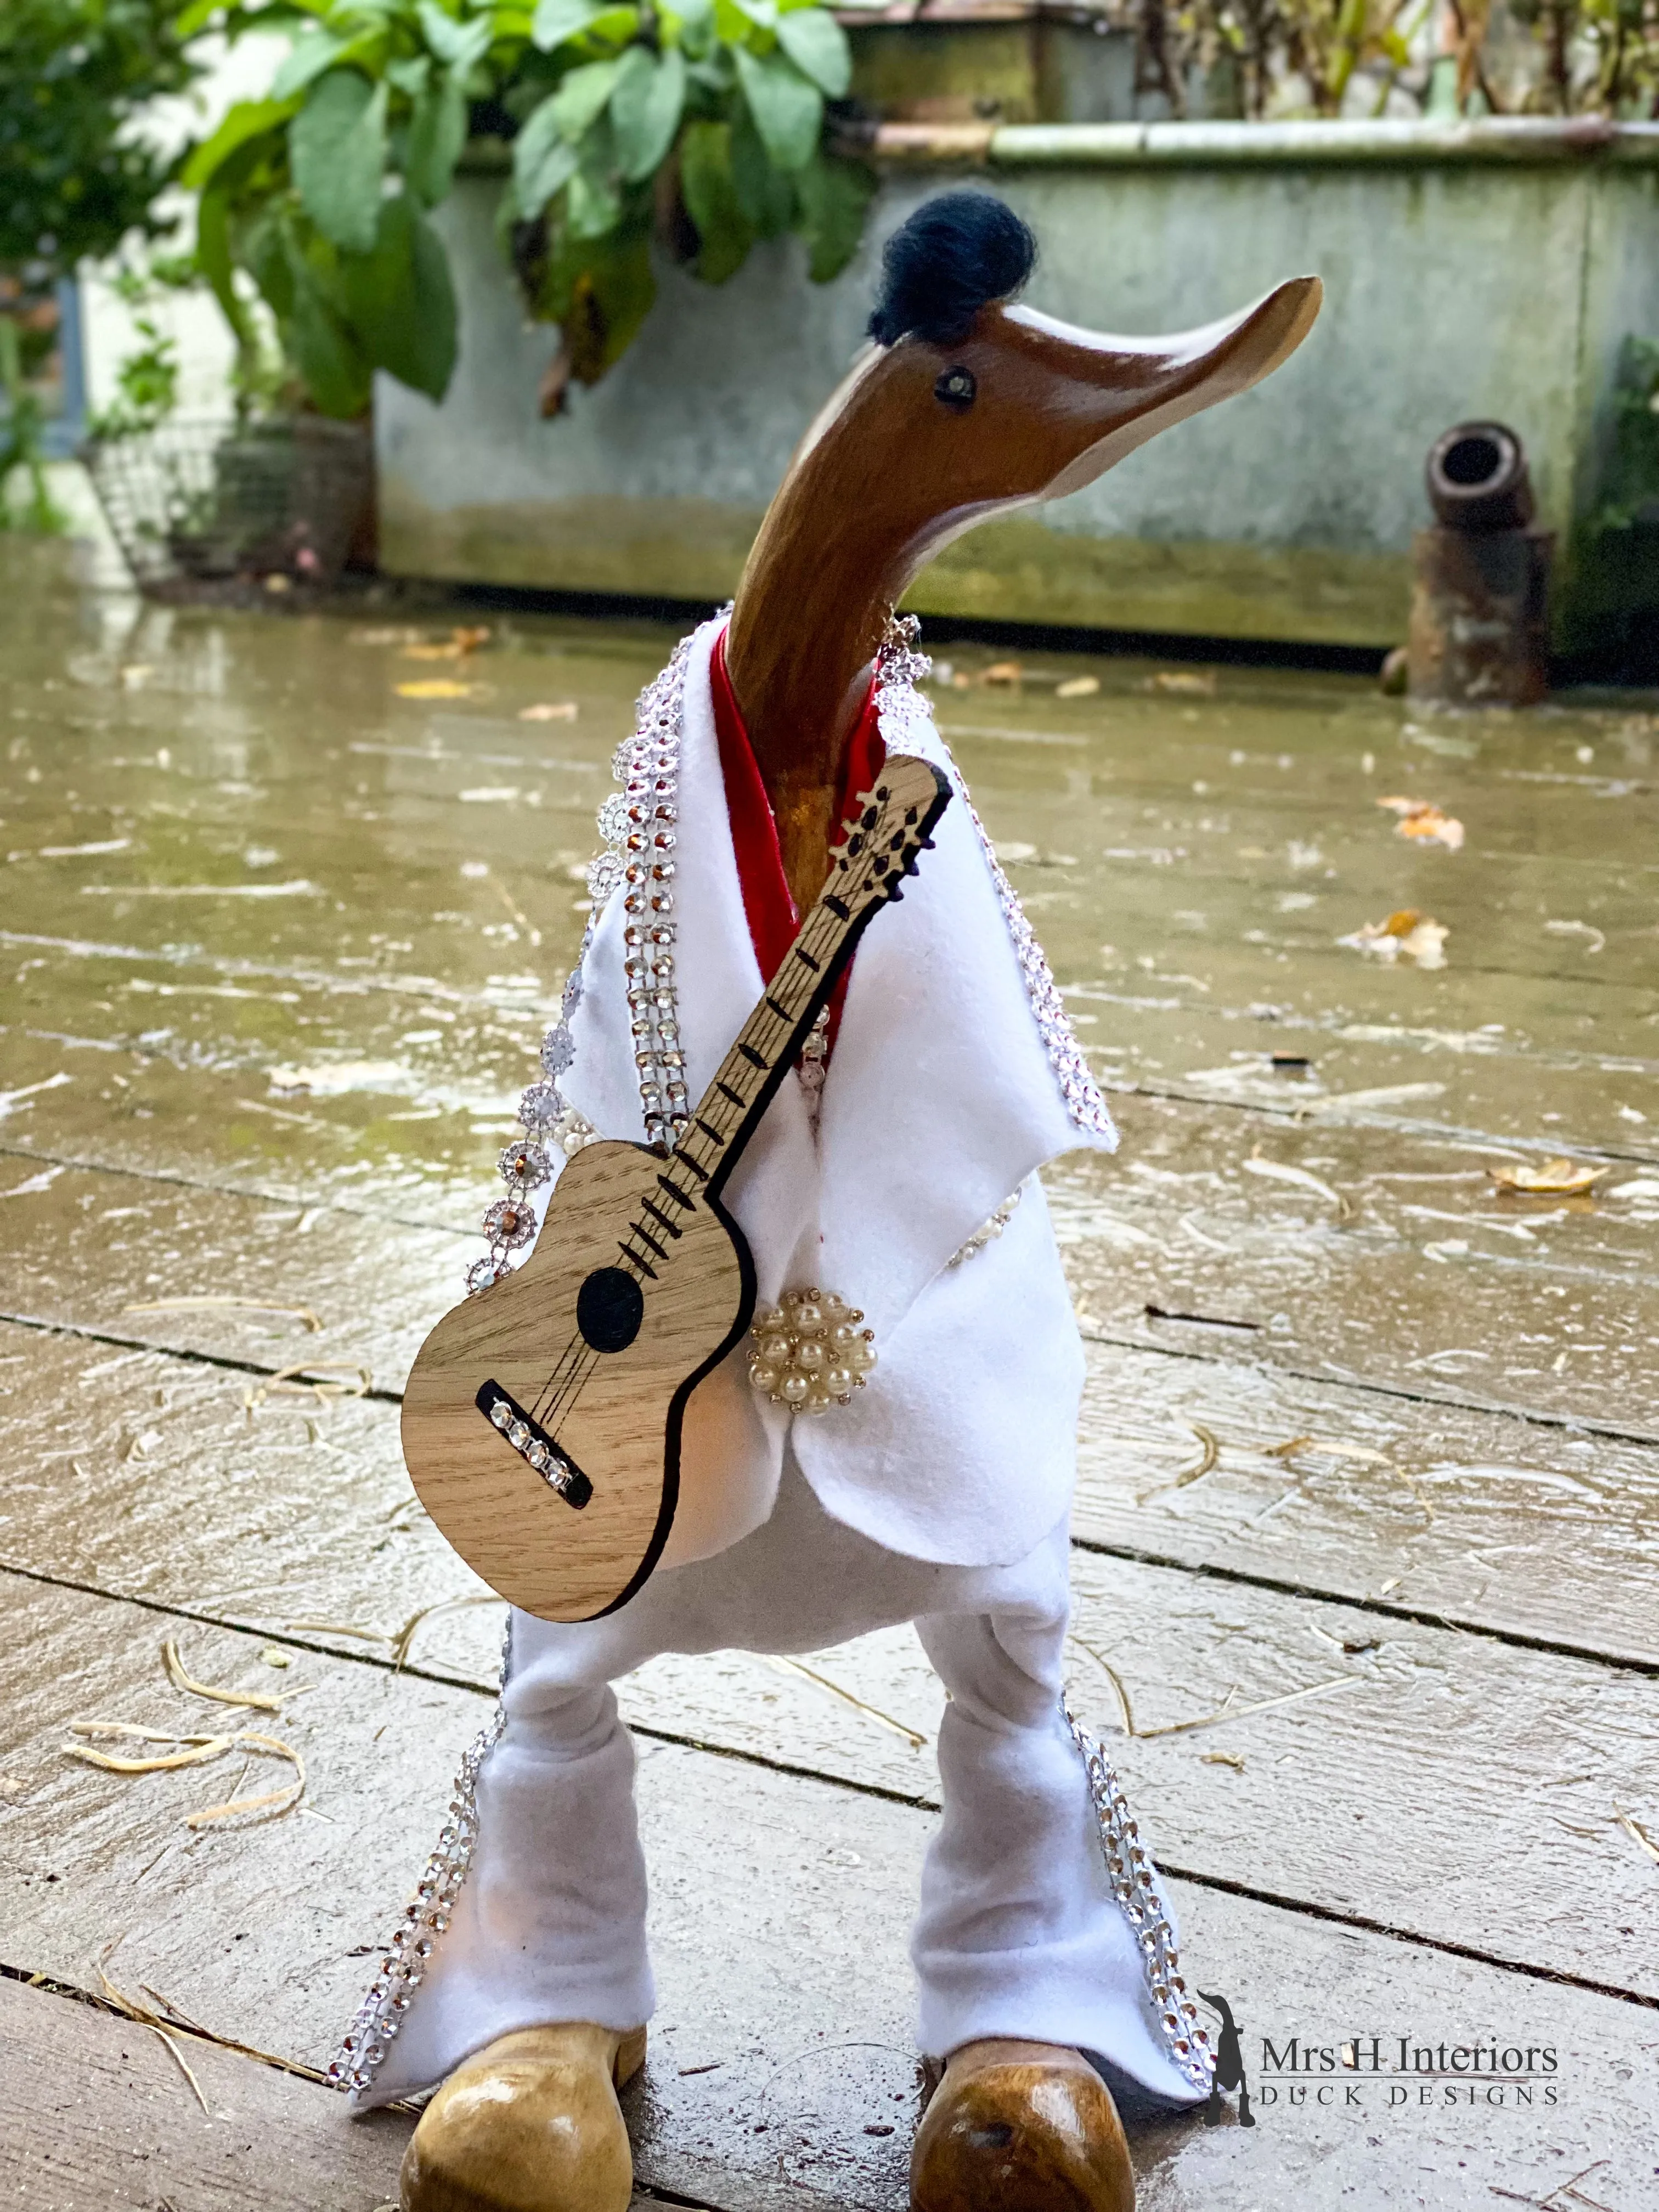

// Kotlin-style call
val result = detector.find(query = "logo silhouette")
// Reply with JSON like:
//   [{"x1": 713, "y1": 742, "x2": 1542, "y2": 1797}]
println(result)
[{"x1": 1198, "y1": 1991, "x2": 1255, "y2": 2128}]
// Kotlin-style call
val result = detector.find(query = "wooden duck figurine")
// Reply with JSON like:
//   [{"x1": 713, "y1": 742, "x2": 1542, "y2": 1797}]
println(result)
[{"x1": 393, "y1": 194, "x2": 1320, "y2": 2212}]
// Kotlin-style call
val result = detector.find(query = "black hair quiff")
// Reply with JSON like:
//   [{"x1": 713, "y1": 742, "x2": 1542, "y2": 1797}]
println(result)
[{"x1": 867, "y1": 192, "x2": 1038, "y2": 349}]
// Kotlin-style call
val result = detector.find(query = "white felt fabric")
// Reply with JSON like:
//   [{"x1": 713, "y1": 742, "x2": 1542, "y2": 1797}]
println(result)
[
  {"x1": 359, "y1": 1458, "x2": 1201, "y2": 2114},
  {"x1": 554, "y1": 619, "x2": 1114, "y2": 1570}
]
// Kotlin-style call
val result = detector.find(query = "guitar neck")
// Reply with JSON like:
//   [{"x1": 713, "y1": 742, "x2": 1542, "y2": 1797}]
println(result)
[
  {"x1": 647, "y1": 752, "x2": 951, "y2": 1210},
  {"x1": 664, "y1": 879, "x2": 871, "y2": 1204}
]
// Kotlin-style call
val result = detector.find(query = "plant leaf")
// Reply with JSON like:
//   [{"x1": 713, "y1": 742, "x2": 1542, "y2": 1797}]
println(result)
[
  {"x1": 292, "y1": 72, "x2": 389, "y2": 255},
  {"x1": 339, "y1": 193, "x2": 458, "y2": 400},
  {"x1": 287, "y1": 257, "x2": 374, "y2": 417},
  {"x1": 273, "y1": 28, "x2": 349, "y2": 100},
  {"x1": 774, "y1": 7, "x2": 850, "y2": 96},
  {"x1": 405, "y1": 67, "x2": 470, "y2": 202},
  {"x1": 731, "y1": 44, "x2": 822, "y2": 173},
  {"x1": 730, "y1": 102, "x2": 794, "y2": 235},
  {"x1": 512, "y1": 98, "x2": 583, "y2": 216},
  {"x1": 664, "y1": 0, "x2": 716, "y2": 49},
  {"x1": 793, "y1": 149, "x2": 873, "y2": 281},
  {"x1": 386, "y1": 53, "x2": 433, "y2": 94},
  {"x1": 416, "y1": 0, "x2": 493, "y2": 65},
  {"x1": 552, "y1": 57, "x2": 622, "y2": 138},
  {"x1": 242, "y1": 206, "x2": 297, "y2": 323},
  {"x1": 567, "y1": 144, "x2": 623, "y2": 238},
  {"x1": 679, "y1": 117, "x2": 754, "y2": 283},
  {"x1": 532, "y1": 0, "x2": 601, "y2": 47},
  {"x1": 610, "y1": 46, "x2": 686, "y2": 182},
  {"x1": 175, "y1": 0, "x2": 229, "y2": 35},
  {"x1": 554, "y1": 224, "x2": 656, "y2": 383},
  {"x1": 194, "y1": 183, "x2": 250, "y2": 335},
  {"x1": 180, "y1": 98, "x2": 302, "y2": 191}
]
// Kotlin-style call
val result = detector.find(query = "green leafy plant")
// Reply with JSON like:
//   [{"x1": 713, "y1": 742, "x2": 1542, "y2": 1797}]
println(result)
[
  {"x1": 0, "y1": 312, "x2": 67, "y2": 532},
  {"x1": 1, "y1": 1, "x2": 199, "y2": 524},
  {"x1": 185, "y1": 0, "x2": 875, "y2": 418},
  {"x1": 1, "y1": 0, "x2": 200, "y2": 282},
  {"x1": 87, "y1": 261, "x2": 195, "y2": 438}
]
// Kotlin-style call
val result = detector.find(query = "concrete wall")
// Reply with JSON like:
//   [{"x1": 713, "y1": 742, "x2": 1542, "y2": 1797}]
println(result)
[{"x1": 376, "y1": 122, "x2": 1659, "y2": 647}]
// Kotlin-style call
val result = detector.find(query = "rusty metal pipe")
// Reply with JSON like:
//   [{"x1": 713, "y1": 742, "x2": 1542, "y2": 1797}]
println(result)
[{"x1": 1408, "y1": 419, "x2": 1552, "y2": 707}]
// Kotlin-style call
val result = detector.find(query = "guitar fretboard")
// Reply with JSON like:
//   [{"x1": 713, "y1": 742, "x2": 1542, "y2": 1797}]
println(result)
[{"x1": 621, "y1": 761, "x2": 946, "y2": 1260}]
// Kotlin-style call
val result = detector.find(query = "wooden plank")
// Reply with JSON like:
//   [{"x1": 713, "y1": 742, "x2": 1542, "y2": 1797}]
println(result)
[
  {"x1": 4, "y1": 1334, "x2": 1657, "y2": 2009},
  {"x1": 941, "y1": 679, "x2": 1659, "y2": 995},
  {"x1": 10, "y1": 1064, "x2": 1658, "y2": 1450},
  {"x1": 1073, "y1": 1336, "x2": 1659, "y2": 1670},
  {"x1": 1, "y1": 1570, "x2": 1654, "y2": 2212},
  {"x1": 1051, "y1": 1092, "x2": 1659, "y2": 1432},
  {"x1": 0, "y1": 1160, "x2": 471, "y2": 1383},
  {"x1": 0, "y1": 1973, "x2": 412, "y2": 2212}
]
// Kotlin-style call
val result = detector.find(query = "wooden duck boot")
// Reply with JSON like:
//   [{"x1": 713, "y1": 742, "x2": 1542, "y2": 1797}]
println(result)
[
  {"x1": 400, "y1": 2023, "x2": 647, "y2": 2212},
  {"x1": 910, "y1": 2039, "x2": 1135, "y2": 2212}
]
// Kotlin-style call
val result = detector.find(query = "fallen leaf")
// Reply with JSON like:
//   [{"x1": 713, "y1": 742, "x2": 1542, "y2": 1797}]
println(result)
[
  {"x1": 980, "y1": 661, "x2": 1024, "y2": 685},
  {"x1": 1336, "y1": 911, "x2": 1448, "y2": 968},
  {"x1": 1376, "y1": 796, "x2": 1465, "y2": 851},
  {"x1": 518, "y1": 701, "x2": 578, "y2": 722},
  {"x1": 401, "y1": 627, "x2": 490, "y2": 663},
  {"x1": 1487, "y1": 1158, "x2": 1608, "y2": 1197},
  {"x1": 395, "y1": 680, "x2": 477, "y2": 700},
  {"x1": 1056, "y1": 675, "x2": 1100, "y2": 698},
  {"x1": 1201, "y1": 1751, "x2": 1246, "y2": 1771},
  {"x1": 1144, "y1": 670, "x2": 1217, "y2": 697}
]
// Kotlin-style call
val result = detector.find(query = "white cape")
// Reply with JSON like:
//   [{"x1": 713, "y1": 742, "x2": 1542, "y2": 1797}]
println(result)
[{"x1": 555, "y1": 620, "x2": 1115, "y2": 1571}]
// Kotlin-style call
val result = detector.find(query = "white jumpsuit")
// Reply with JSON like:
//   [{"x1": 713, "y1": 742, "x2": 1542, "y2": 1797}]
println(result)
[{"x1": 337, "y1": 620, "x2": 1214, "y2": 2115}]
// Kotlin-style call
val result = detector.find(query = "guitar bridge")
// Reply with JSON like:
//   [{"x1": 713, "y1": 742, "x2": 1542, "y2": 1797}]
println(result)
[{"x1": 476, "y1": 1381, "x2": 592, "y2": 1510}]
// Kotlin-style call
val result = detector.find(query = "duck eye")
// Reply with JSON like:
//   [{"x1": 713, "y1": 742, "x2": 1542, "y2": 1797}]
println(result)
[{"x1": 934, "y1": 366, "x2": 977, "y2": 413}]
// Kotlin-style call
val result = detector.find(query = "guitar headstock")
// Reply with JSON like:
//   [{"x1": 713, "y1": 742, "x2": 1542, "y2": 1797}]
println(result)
[{"x1": 828, "y1": 754, "x2": 953, "y2": 911}]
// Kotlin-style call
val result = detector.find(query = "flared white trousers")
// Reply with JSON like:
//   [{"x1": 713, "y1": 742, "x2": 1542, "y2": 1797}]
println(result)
[{"x1": 357, "y1": 1457, "x2": 1200, "y2": 2111}]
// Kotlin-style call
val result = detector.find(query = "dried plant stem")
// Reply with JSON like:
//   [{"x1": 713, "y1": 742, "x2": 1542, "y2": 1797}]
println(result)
[
  {"x1": 187, "y1": 1733, "x2": 305, "y2": 1826},
  {"x1": 1138, "y1": 1421, "x2": 1221, "y2": 1504},
  {"x1": 121, "y1": 1295, "x2": 323, "y2": 1330},
  {"x1": 761, "y1": 1654, "x2": 928, "y2": 1750},
  {"x1": 65, "y1": 1720, "x2": 305, "y2": 1824},
  {"x1": 1067, "y1": 1647, "x2": 1364, "y2": 1741},
  {"x1": 391, "y1": 1593, "x2": 502, "y2": 1671},
  {"x1": 162, "y1": 1638, "x2": 283, "y2": 1715},
  {"x1": 243, "y1": 1363, "x2": 371, "y2": 1417}
]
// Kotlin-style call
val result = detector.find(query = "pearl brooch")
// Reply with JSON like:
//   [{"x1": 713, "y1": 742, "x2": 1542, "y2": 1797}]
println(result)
[{"x1": 748, "y1": 1288, "x2": 876, "y2": 1413}]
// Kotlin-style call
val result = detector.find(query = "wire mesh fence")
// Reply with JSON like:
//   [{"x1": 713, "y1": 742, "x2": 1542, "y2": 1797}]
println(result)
[{"x1": 83, "y1": 415, "x2": 372, "y2": 595}]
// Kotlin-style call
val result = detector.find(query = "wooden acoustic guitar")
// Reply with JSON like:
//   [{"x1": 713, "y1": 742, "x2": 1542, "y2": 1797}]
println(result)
[{"x1": 400, "y1": 753, "x2": 952, "y2": 1623}]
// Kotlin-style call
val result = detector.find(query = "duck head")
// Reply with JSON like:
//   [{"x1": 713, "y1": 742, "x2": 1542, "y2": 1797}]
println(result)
[{"x1": 725, "y1": 194, "x2": 1322, "y2": 911}]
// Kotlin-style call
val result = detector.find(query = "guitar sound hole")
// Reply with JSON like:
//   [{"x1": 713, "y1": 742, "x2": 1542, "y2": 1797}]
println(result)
[{"x1": 577, "y1": 1266, "x2": 645, "y2": 1353}]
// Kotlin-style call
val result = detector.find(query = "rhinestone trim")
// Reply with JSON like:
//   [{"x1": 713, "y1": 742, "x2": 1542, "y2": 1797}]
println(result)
[
  {"x1": 463, "y1": 621, "x2": 719, "y2": 1296},
  {"x1": 873, "y1": 616, "x2": 1115, "y2": 1147},
  {"x1": 330, "y1": 1619, "x2": 514, "y2": 2103},
  {"x1": 612, "y1": 623, "x2": 709, "y2": 1152},
  {"x1": 1063, "y1": 1693, "x2": 1216, "y2": 2098}
]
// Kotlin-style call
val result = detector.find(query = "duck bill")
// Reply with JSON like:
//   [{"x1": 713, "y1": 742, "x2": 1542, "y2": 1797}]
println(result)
[{"x1": 1029, "y1": 273, "x2": 1323, "y2": 501}]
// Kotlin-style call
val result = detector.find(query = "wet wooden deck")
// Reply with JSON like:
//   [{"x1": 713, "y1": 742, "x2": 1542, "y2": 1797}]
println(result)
[{"x1": 1, "y1": 545, "x2": 1655, "y2": 2209}]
